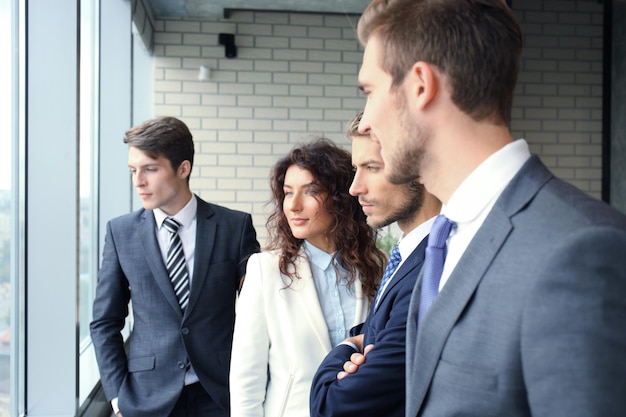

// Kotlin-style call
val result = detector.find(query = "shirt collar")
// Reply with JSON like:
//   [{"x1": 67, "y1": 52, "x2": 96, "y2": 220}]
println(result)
[
  {"x1": 304, "y1": 240, "x2": 335, "y2": 271},
  {"x1": 443, "y1": 139, "x2": 531, "y2": 224},
  {"x1": 397, "y1": 215, "x2": 437, "y2": 259},
  {"x1": 154, "y1": 194, "x2": 197, "y2": 229}
]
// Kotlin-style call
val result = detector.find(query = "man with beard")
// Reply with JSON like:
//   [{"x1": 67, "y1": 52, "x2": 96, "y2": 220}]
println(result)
[
  {"x1": 310, "y1": 112, "x2": 441, "y2": 417},
  {"x1": 356, "y1": 0, "x2": 626, "y2": 416}
]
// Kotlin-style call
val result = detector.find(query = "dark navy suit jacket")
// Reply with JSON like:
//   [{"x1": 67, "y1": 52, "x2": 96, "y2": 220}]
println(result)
[{"x1": 310, "y1": 238, "x2": 428, "y2": 417}]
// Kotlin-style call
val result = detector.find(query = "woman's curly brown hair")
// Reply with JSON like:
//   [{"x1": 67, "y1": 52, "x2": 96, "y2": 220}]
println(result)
[{"x1": 265, "y1": 137, "x2": 386, "y2": 300}]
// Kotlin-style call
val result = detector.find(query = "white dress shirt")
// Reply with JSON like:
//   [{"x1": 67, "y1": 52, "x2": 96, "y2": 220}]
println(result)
[
  {"x1": 375, "y1": 216, "x2": 436, "y2": 308},
  {"x1": 440, "y1": 139, "x2": 531, "y2": 290},
  {"x1": 154, "y1": 194, "x2": 199, "y2": 385},
  {"x1": 153, "y1": 195, "x2": 197, "y2": 285}
]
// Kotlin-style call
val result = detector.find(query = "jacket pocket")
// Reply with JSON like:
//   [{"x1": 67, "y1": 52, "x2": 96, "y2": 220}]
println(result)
[
  {"x1": 127, "y1": 354, "x2": 155, "y2": 372},
  {"x1": 277, "y1": 374, "x2": 294, "y2": 417}
]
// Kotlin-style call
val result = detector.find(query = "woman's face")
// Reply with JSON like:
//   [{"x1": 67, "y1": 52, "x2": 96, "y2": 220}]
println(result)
[{"x1": 283, "y1": 165, "x2": 336, "y2": 253}]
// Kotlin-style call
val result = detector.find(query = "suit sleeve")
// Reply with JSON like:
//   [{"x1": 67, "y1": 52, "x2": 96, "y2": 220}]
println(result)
[
  {"x1": 237, "y1": 213, "x2": 260, "y2": 280},
  {"x1": 230, "y1": 254, "x2": 270, "y2": 417},
  {"x1": 310, "y1": 276, "x2": 412, "y2": 417},
  {"x1": 89, "y1": 220, "x2": 131, "y2": 401},
  {"x1": 522, "y1": 226, "x2": 626, "y2": 416}
]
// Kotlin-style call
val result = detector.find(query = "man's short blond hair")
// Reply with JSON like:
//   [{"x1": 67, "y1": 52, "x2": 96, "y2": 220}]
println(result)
[{"x1": 346, "y1": 111, "x2": 365, "y2": 139}]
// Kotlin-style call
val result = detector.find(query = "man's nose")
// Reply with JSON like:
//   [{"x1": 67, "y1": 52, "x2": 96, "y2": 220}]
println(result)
[
  {"x1": 349, "y1": 172, "x2": 364, "y2": 196},
  {"x1": 133, "y1": 171, "x2": 145, "y2": 187},
  {"x1": 358, "y1": 113, "x2": 371, "y2": 134}
]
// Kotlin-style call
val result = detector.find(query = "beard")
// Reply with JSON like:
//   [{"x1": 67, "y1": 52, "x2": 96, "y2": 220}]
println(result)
[
  {"x1": 368, "y1": 181, "x2": 425, "y2": 229},
  {"x1": 384, "y1": 89, "x2": 429, "y2": 185}
]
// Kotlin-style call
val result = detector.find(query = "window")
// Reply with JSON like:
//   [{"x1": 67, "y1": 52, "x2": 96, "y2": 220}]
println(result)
[
  {"x1": 0, "y1": 0, "x2": 15, "y2": 414},
  {"x1": 79, "y1": 0, "x2": 101, "y2": 405},
  {"x1": 0, "y1": 1, "x2": 151, "y2": 413}
]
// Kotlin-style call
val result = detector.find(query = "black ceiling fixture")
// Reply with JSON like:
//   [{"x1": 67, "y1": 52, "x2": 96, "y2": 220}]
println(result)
[{"x1": 218, "y1": 33, "x2": 237, "y2": 58}]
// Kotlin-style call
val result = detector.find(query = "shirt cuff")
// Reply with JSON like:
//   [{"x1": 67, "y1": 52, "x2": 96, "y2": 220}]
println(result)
[
  {"x1": 338, "y1": 340, "x2": 359, "y2": 351},
  {"x1": 111, "y1": 397, "x2": 119, "y2": 414}
]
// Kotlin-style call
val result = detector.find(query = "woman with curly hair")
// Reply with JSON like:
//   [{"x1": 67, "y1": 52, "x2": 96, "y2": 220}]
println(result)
[{"x1": 230, "y1": 137, "x2": 386, "y2": 417}]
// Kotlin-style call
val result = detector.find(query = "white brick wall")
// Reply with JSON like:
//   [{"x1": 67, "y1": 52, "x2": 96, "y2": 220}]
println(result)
[
  {"x1": 511, "y1": 0, "x2": 604, "y2": 197},
  {"x1": 153, "y1": 11, "x2": 364, "y2": 242},
  {"x1": 152, "y1": 1, "x2": 604, "y2": 243}
]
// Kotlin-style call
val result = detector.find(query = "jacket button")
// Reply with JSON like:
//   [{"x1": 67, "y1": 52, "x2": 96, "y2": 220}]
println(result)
[
  {"x1": 181, "y1": 327, "x2": 189, "y2": 335},
  {"x1": 177, "y1": 361, "x2": 186, "y2": 369}
]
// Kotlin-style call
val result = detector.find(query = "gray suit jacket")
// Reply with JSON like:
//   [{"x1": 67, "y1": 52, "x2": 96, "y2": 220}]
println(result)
[
  {"x1": 406, "y1": 156, "x2": 626, "y2": 417},
  {"x1": 90, "y1": 196, "x2": 259, "y2": 417}
]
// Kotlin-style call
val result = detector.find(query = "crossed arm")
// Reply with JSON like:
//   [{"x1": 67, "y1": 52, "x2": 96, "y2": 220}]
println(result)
[
  {"x1": 309, "y1": 278, "x2": 414, "y2": 417},
  {"x1": 336, "y1": 335, "x2": 375, "y2": 380}
]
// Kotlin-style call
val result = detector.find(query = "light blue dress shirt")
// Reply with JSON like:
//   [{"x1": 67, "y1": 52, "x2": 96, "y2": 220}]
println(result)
[{"x1": 304, "y1": 240, "x2": 356, "y2": 347}]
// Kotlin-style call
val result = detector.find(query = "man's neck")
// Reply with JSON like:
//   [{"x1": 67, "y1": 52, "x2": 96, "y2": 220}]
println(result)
[
  {"x1": 424, "y1": 123, "x2": 513, "y2": 205},
  {"x1": 398, "y1": 191, "x2": 443, "y2": 236}
]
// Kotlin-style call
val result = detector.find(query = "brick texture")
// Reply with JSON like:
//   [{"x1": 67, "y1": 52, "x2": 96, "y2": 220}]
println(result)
[{"x1": 152, "y1": 1, "x2": 604, "y2": 242}]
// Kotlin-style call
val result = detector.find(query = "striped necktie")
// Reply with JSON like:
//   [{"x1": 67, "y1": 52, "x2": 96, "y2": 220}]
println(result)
[
  {"x1": 163, "y1": 217, "x2": 190, "y2": 310},
  {"x1": 374, "y1": 244, "x2": 402, "y2": 307}
]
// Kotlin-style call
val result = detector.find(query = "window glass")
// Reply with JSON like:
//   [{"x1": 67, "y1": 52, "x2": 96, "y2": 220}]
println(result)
[
  {"x1": 78, "y1": 0, "x2": 100, "y2": 406},
  {"x1": 0, "y1": 0, "x2": 14, "y2": 414},
  {"x1": 79, "y1": 0, "x2": 97, "y2": 345}
]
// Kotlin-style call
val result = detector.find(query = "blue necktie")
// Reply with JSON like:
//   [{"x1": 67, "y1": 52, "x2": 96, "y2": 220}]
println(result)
[
  {"x1": 374, "y1": 244, "x2": 402, "y2": 307},
  {"x1": 418, "y1": 215, "x2": 455, "y2": 323},
  {"x1": 163, "y1": 217, "x2": 190, "y2": 311}
]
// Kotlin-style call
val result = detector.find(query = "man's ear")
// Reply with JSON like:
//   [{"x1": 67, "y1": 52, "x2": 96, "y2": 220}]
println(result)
[
  {"x1": 407, "y1": 61, "x2": 438, "y2": 110},
  {"x1": 178, "y1": 160, "x2": 192, "y2": 180}
]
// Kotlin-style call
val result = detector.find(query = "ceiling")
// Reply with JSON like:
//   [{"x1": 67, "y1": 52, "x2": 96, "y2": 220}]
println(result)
[{"x1": 145, "y1": 0, "x2": 371, "y2": 19}]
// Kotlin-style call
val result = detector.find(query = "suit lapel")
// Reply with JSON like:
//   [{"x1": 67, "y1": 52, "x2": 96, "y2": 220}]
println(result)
[
  {"x1": 186, "y1": 197, "x2": 216, "y2": 314},
  {"x1": 290, "y1": 256, "x2": 333, "y2": 352},
  {"x1": 407, "y1": 156, "x2": 553, "y2": 412},
  {"x1": 409, "y1": 210, "x2": 512, "y2": 409},
  {"x1": 352, "y1": 275, "x2": 367, "y2": 322},
  {"x1": 138, "y1": 210, "x2": 183, "y2": 317},
  {"x1": 375, "y1": 238, "x2": 427, "y2": 312}
]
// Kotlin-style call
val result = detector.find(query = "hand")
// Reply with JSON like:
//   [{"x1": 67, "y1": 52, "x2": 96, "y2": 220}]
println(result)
[
  {"x1": 337, "y1": 344, "x2": 374, "y2": 380},
  {"x1": 111, "y1": 398, "x2": 121, "y2": 417},
  {"x1": 345, "y1": 334, "x2": 365, "y2": 352}
]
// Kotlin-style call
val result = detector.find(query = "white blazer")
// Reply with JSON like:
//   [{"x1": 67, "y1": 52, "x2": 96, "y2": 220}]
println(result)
[{"x1": 230, "y1": 250, "x2": 369, "y2": 417}]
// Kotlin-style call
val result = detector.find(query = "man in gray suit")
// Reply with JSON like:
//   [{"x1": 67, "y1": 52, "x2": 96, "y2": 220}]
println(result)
[
  {"x1": 90, "y1": 116, "x2": 259, "y2": 417},
  {"x1": 355, "y1": 0, "x2": 626, "y2": 416}
]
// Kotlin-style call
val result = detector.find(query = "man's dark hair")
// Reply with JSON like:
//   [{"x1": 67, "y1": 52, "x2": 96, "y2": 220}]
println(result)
[{"x1": 124, "y1": 116, "x2": 195, "y2": 177}]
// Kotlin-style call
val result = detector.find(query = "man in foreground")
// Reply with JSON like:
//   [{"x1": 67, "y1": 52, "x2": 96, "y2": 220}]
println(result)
[{"x1": 356, "y1": 1, "x2": 626, "y2": 416}]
